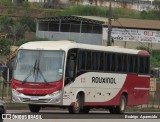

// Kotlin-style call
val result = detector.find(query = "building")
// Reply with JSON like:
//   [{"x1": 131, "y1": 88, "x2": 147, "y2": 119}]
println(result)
[
  {"x1": 81, "y1": 0, "x2": 154, "y2": 11},
  {"x1": 36, "y1": 15, "x2": 160, "y2": 49},
  {"x1": 36, "y1": 16, "x2": 106, "y2": 45},
  {"x1": 103, "y1": 18, "x2": 160, "y2": 49}
]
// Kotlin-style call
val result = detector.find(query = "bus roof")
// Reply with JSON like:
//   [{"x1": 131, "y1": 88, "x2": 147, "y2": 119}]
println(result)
[{"x1": 19, "y1": 40, "x2": 149, "y2": 56}]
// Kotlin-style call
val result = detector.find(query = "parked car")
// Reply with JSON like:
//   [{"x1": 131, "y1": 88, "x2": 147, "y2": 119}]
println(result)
[{"x1": 0, "y1": 100, "x2": 6, "y2": 120}]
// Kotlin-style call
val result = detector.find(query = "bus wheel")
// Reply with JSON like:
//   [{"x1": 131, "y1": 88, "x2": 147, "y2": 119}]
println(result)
[
  {"x1": 68, "y1": 95, "x2": 81, "y2": 114},
  {"x1": 0, "y1": 107, "x2": 5, "y2": 120},
  {"x1": 116, "y1": 95, "x2": 127, "y2": 114},
  {"x1": 29, "y1": 104, "x2": 41, "y2": 113}
]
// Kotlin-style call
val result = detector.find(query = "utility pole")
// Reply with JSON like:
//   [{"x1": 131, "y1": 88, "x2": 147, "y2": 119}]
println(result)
[{"x1": 107, "y1": 0, "x2": 112, "y2": 46}]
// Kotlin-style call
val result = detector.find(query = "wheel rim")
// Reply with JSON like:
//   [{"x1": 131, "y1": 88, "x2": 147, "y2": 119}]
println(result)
[
  {"x1": 120, "y1": 97, "x2": 125, "y2": 111},
  {"x1": 74, "y1": 98, "x2": 80, "y2": 112}
]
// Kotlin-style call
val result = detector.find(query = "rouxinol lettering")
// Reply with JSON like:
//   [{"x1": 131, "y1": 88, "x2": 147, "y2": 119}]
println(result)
[{"x1": 92, "y1": 77, "x2": 116, "y2": 84}]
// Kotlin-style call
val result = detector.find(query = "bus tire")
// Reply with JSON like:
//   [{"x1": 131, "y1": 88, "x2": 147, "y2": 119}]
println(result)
[
  {"x1": 28, "y1": 104, "x2": 41, "y2": 113},
  {"x1": 115, "y1": 95, "x2": 127, "y2": 114},
  {"x1": 0, "y1": 107, "x2": 5, "y2": 120},
  {"x1": 68, "y1": 94, "x2": 81, "y2": 114}
]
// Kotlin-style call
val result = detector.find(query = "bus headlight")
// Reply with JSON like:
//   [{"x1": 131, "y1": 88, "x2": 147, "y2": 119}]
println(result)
[
  {"x1": 49, "y1": 90, "x2": 61, "y2": 97},
  {"x1": 12, "y1": 89, "x2": 21, "y2": 95}
]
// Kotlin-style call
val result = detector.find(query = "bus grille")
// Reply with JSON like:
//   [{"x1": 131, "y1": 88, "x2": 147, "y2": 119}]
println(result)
[
  {"x1": 20, "y1": 98, "x2": 50, "y2": 103},
  {"x1": 24, "y1": 94, "x2": 46, "y2": 96}
]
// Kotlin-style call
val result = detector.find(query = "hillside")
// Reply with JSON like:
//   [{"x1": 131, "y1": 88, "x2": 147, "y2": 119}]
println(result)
[{"x1": 0, "y1": 5, "x2": 60, "y2": 18}]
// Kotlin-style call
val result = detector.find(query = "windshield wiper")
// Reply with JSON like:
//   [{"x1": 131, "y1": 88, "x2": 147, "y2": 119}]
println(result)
[
  {"x1": 22, "y1": 51, "x2": 48, "y2": 85},
  {"x1": 35, "y1": 55, "x2": 48, "y2": 84},
  {"x1": 22, "y1": 59, "x2": 37, "y2": 84}
]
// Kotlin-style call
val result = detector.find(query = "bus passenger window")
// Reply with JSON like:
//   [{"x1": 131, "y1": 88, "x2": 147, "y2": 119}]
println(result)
[
  {"x1": 86, "y1": 51, "x2": 91, "y2": 70},
  {"x1": 104, "y1": 53, "x2": 110, "y2": 71},
  {"x1": 122, "y1": 54, "x2": 127, "y2": 72},
  {"x1": 66, "y1": 57, "x2": 75, "y2": 78},
  {"x1": 139, "y1": 56, "x2": 145, "y2": 74},
  {"x1": 99, "y1": 52, "x2": 104, "y2": 71},
  {"x1": 116, "y1": 54, "x2": 123, "y2": 72},
  {"x1": 144, "y1": 57, "x2": 149, "y2": 74},
  {"x1": 78, "y1": 51, "x2": 86, "y2": 70},
  {"x1": 110, "y1": 53, "x2": 116, "y2": 72}
]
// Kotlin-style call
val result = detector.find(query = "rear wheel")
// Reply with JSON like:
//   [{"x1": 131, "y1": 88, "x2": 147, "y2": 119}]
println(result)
[
  {"x1": 115, "y1": 95, "x2": 127, "y2": 114},
  {"x1": 109, "y1": 95, "x2": 127, "y2": 114},
  {"x1": 28, "y1": 104, "x2": 41, "y2": 113},
  {"x1": 68, "y1": 94, "x2": 81, "y2": 114}
]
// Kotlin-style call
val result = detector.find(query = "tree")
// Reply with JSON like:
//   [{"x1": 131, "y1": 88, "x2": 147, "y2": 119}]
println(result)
[
  {"x1": 18, "y1": 15, "x2": 36, "y2": 32},
  {"x1": 9, "y1": 22, "x2": 28, "y2": 43},
  {"x1": 0, "y1": 39, "x2": 11, "y2": 55},
  {"x1": 0, "y1": 0, "x2": 12, "y2": 6},
  {"x1": 0, "y1": 15, "x2": 13, "y2": 33},
  {"x1": 153, "y1": 0, "x2": 160, "y2": 10}
]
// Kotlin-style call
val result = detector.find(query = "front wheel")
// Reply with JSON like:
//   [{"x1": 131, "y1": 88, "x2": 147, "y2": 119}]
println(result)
[
  {"x1": 28, "y1": 104, "x2": 41, "y2": 113},
  {"x1": 68, "y1": 95, "x2": 81, "y2": 114},
  {"x1": 0, "y1": 107, "x2": 5, "y2": 120}
]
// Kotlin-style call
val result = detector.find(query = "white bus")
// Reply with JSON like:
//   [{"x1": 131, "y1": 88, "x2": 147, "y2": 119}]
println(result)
[{"x1": 12, "y1": 40, "x2": 150, "y2": 114}]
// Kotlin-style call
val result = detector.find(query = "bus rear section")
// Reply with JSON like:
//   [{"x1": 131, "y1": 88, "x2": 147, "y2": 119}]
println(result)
[{"x1": 12, "y1": 41, "x2": 150, "y2": 114}]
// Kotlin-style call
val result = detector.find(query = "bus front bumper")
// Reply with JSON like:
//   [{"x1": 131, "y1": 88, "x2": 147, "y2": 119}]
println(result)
[{"x1": 12, "y1": 89, "x2": 63, "y2": 105}]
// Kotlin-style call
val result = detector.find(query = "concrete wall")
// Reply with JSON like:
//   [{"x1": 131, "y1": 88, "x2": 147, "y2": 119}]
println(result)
[
  {"x1": 36, "y1": 31, "x2": 160, "y2": 49},
  {"x1": 112, "y1": 41, "x2": 160, "y2": 49},
  {"x1": 36, "y1": 31, "x2": 102, "y2": 45}
]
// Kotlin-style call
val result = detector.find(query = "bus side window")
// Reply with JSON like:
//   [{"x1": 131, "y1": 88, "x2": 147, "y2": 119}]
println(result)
[
  {"x1": 104, "y1": 53, "x2": 110, "y2": 72},
  {"x1": 86, "y1": 51, "x2": 91, "y2": 70},
  {"x1": 116, "y1": 54, "x2": 122, "y2": 72},
  {"x1": 139, "y1": 56, "x2": 148, "y2": 74},
  {"x1": 144, "y1": 57, "x2": 149, "y2": 74},
  {"x1": 65, "y1": 50, "x2": 77, "y2": 86},
  {"x1": 92, "y1": 52, "x2": 98, "y2": 70},
  {"x1": 122, "y1": 54, "x2": 127, "y2": 72},
  {"x1": 99, "y1": 52, "x2": 104, "y2": 71},
  {"x1": 78, "y1": 51, "x2": 86, "y2": 70},
  {"x1": 110, "y1": 53, "x2": 116, "y2": 72}
]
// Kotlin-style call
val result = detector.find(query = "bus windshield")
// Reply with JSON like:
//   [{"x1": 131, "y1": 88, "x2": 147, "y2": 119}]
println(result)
[{"x1": 14, "y1": 50, "x2": 65, "y2": 83}]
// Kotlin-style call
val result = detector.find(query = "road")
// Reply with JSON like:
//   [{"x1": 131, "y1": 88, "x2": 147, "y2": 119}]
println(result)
[{"x1": 2, "y1": 109, "x2": 160, "y2": 121}]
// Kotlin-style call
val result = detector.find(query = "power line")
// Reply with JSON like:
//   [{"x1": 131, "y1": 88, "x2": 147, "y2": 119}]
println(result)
[{"x1": 107, "y1": 0, "x2": 112, "y2": 46}]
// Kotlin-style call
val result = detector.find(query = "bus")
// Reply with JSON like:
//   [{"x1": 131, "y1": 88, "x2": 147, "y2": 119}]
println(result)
[{"x1": 12, "y1": 40, "x2": 150, "y2": 114}]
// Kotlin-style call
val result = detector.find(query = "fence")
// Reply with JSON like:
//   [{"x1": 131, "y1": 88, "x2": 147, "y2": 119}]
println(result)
[{"x1": 0, "y1": 81, "x2": 12, "y2": 102}]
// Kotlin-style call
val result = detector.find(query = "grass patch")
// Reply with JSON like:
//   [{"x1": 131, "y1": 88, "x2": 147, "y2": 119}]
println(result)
[{"x1": 5, "y1": 102, "x2": 28, "y2": 110}]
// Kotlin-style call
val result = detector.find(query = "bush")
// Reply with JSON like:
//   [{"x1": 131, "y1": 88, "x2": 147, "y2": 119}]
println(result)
[
  {"x1": 17, "y1": 15, "x2": 36, "y2": 32},
  {"x1": 58, "y1": 5, "x2": 107, "y2": 17},
  {"x1": 136, "y1": 46, "x2": 150, "y2": 52},
  {"x1": 0, "y1": 0, "x2": 12, "y2": 6},
  {"x1": 150, "y1": 56, "x2": 160, "y2": 68},
  {"x1": 0, "y1": 38, "x2": 12, "y2": 55}
]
